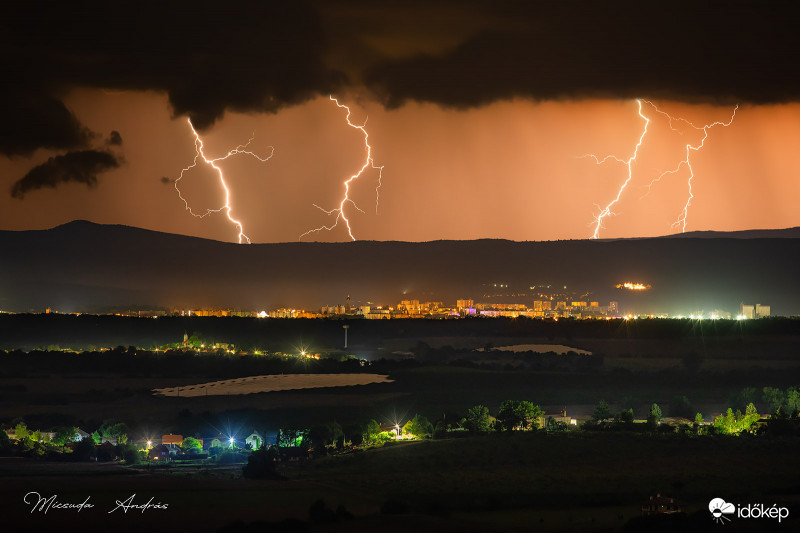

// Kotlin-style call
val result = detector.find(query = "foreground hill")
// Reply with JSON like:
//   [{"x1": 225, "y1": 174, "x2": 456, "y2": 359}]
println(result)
[{"x1": 1, "y1": 220, "x2": 799, "y2": 314}]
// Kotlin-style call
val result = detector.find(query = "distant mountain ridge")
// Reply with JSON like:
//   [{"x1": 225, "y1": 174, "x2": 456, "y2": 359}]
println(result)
[
  {"x1": 663, "y1": 227, "x2": 800, "y2": 239},
  {"x1": 35, "y1": 219, "x2": 800, "y2": 242},
  {"x1": 1, "y1": 220, "x2": 799, "y2": 315}
]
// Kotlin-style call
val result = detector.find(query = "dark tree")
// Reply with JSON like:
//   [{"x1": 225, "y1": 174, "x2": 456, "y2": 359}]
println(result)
[
  {"x1": 0, "y1": 430, "x2": 11, "y2": 453},
  {"x1": 52, "y1": 426, "x2": 78, "y2": 446},
  {"x1": 242, "y1": 447, "x2": 280, "y2": 479},
  {"x1": 616, "y1": 408, "x2": 634, "y2": 426},
  {"x1": 72, "y1": 437, "x2": 96, "y2": 461},
  {"x1": 464, "y1": 405, "x2": 492, "y2": 434},
  {"x1": 592, "y1": 400, "x2": 612, "y2": 422},
  {"x1": 496, "y1": 400, "x2": 543, "y2": 430},
  {"x1": 362, "y1": 420, "x2": 381, "y2": 443},
  {"x1": 669, "y1": 396, "x2": 696, "y2": 419},
  {"x1": 763, "y1": 387, "x2": 786, "y2": 414},
  {"x1": 402, "y1": 414, "x2": 434, "y2": 437}
]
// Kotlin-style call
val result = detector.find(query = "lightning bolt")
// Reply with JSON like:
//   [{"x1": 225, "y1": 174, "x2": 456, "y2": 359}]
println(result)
[
  {"x1": 173, "y1": 118, "x2": 274, "y2": 244},
  {"x1": 583, "y1": 99, "x2": 737, "y2": 238},
  {"x1": 641, "y1": 103, "x2": 738, "y2": 232},
  {"x1": 584, "y1": 99, "x2": 651, "y2": 239},
  {"x1": 299, "y1": 96, "x2": 383, "y2": 241}
]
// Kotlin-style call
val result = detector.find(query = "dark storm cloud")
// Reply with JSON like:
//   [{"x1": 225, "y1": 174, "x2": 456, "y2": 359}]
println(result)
[
  {"x1": 107, "y1": 131, "x2": 123, "y2": 146},
  {"x1": 361, "y1": 1, "x2": 800, "y2": 107},
  {"x1": 0, "y1": 91, "x2": 93, "y2": 157},
  {"x1": 1, "y1": 1, "x2": 341, "y2": 125},
  {"x1": 3, "y1": 0, "x2": 800, "y2": 160},
  {"x1": 11, "y1": 150, "x2": 121, "y2": 199},
  {"x1": 0, "y1": 1, "x2": 343, "y2": 157}
]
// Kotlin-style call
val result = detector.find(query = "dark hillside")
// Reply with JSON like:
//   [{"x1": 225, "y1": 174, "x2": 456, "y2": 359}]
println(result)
[{"x1": 1, "y1": 220, "x2": 798, "y2": 314}]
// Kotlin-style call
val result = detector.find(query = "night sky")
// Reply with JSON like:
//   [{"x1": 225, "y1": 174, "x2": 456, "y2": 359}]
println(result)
[{"x1": 2, "y1": 1, "x2": 800, "y2": 243}]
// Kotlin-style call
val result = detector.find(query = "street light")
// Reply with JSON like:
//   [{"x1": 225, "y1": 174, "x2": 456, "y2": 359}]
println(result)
[
  {"x1": 343, "y1": 324, "x2": 350, "y2": 348},
  {"x1": 229, "y1": 437, "x2": 235, "y2": 448}
]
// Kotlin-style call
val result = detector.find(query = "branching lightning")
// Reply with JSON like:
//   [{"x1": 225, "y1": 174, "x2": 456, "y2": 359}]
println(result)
[
  {"x1": 584, "y1": 99, "x2": 651, "y2": 239},
  {"x1": 299, "y1": 96, "x2": 383, "y2": 241},
  {"x1": 584, "y1": 99, "x2": 737, "y2": 238},
  {"x1": 173, "y1": 118, "x2": 274, "y2": 244},
  {"x1": 642, "y1": 103, "x2": 738, "y2": 232}
]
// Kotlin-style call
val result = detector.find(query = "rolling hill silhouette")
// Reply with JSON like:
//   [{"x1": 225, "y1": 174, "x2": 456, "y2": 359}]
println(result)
[{"x1": 1, "y1": 221, "x2": 799, "y2": 315}]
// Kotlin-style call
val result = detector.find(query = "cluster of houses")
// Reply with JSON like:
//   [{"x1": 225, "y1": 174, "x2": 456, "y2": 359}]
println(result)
[
  {"x1": 2, "y1": 426, "x2": 284, "y2": 459},
  {"x1": 144, "y1": 431, "x2": 279, "y2": 461},
  {"x1": 4, "y1": 426, "x2": 97, "y2": 444}
]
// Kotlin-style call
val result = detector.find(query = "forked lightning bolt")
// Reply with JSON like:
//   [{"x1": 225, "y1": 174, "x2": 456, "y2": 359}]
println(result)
[
  {"x1": 584, "y1": 99, "x2": 651, "y2": 239},
  {"x1": 584, "y1": 99, "x2": 736, "y2": 238},
  {"x1": 299, "y1": 96, "x2": 383, "y2": 241},
  {"x1": 642, "y1": 103, "x2": 738, "y2": 232},
  {"x1": 173, "y1": 118, "x2": 274, "y2": 243}
]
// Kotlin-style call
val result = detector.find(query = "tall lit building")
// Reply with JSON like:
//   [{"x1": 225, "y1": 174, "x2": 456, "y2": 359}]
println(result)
[
  {"x1": 609, "y1": 301, "x2": 619, "y2": 315},
  {"x1": 755, "y1": 304, "x2": 770, "y2": 318},
  {"x1": 739, "y1": 303, "x2": 755, "y2": 319},
  {"x1": 456, "y1": 299, "x2": 474, "y2": 310},
  {"x1": 399, "y1": 299, "x2": 421, "y2": 315}
]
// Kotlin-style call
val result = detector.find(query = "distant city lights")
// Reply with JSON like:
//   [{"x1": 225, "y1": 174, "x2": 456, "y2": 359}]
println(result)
[{"x1": 21, "y1": 293, "x2": 776, "y2": 323}]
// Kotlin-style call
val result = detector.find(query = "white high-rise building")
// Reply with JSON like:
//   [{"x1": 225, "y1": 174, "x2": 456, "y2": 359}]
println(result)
[
  {"x1": 739, "y1": 303, "x2": 755, "y2": 319},
  {"x1": 755, "y1": 304, "x2": 771, "y2": 318}
]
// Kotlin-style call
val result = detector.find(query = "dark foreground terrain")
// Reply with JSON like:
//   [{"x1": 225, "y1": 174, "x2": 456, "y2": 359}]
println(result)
[
  {"x1": 2, "y1": 433, "x2": 799, "y2": 532},
  {"x1": 2, "y1": 316, "x2": 799, "y2": 531}
]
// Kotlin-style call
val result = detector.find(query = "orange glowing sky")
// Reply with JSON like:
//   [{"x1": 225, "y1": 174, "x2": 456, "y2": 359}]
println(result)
[{"x1": 1, "y1": 89, "x2": 798, "y2": 243}]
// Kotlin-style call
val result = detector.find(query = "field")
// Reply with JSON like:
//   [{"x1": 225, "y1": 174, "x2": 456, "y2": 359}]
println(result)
[
  {"x1": 288, "y1": 432, "x2": 800, "y2": 530},
  {"x1": 2, "y1": 317, "x2": 800, "y2": 531},
  {"x1": 1, "y1": 348, "x2": 798, "y2": 430},
  {"x1": 477, "y1": 343, "x2": 592, "y2": 355},
  {"x1": 153, "y1": 373, "x2": 393, "y2": 397},
  {"x1": 2, "y1": 432, "x2": 799, "y2": 532}
]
